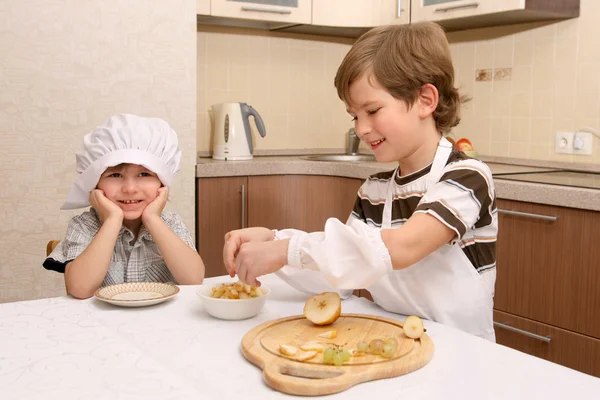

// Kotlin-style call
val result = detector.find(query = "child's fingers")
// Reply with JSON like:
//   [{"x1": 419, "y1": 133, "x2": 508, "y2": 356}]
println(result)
[{"x1": 223, "y1": 235, "x2": 239, "y2": 277}]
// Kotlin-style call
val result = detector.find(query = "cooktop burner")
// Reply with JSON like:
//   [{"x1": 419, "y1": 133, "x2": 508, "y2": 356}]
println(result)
[{"x1": 493, "y1": 170, "x2": 600, "y2": 190}]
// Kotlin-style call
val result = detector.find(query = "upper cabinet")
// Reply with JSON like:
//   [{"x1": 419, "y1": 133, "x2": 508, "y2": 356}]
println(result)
[
  {"x1": 197, "y1": 0, "x2": 408, "y2": 38},
  {"x1": 312, "y1": 0, "x2": 399, "y2": 28},
  {"x1": 199, "y1": 0, "x2": 312, "y2": 24},
  {"x1": 411, "y1": 0, "x2": 580, "y2": 31},
  {"x1": 197, "y1": 0, "x2": 579, "y2": 37}
]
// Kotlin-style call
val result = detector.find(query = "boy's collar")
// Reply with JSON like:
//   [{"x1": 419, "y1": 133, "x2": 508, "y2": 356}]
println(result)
[{"x1": 89, "y1": 207, "x2": 160, "y2": 240}]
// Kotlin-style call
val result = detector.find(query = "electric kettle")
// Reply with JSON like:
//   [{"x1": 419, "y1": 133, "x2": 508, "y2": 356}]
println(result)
[{"x1": 211, "y1": 102, "x2": 266, "y2": 160}]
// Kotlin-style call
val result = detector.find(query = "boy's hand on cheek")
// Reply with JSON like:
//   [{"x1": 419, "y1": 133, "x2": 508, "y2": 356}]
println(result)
[
  {"x1": 142, "y1": 187, "x2": 168, "y2": 224},
  {"x1": 89, "y1": 189, "x2": 123, "y2": 223}
]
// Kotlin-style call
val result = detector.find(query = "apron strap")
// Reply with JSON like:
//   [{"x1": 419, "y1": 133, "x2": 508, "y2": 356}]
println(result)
[{"x1": 382, "y1": 136, "x2": 453, "y2": 229}]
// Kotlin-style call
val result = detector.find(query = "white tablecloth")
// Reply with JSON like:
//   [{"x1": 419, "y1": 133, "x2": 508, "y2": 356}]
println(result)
[{"x1": 2, "y1": 274, "x2": 599, "y2": 399}]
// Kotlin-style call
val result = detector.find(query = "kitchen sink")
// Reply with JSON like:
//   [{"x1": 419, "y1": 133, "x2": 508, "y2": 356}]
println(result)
[{"x1": 302, "y1": 154, "x2": 376, "y2": 162}]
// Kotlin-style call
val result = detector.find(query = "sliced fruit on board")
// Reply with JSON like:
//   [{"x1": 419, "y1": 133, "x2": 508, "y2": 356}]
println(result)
[
  {"x1": 279, "y1": 344, "x2": 298, "y2": 356},
  {"x1": 300, "y1": 340, "x2": 324, "y2": 352},
  {"x1": 403, "y1": 315, "x2": 425, "y2": 339},
  {"x1": 317, "y1": 330, "x2": 337, "y2": 339},
  {"x1": 304, "y1": 292, "x2": 341, "y2": 325}
]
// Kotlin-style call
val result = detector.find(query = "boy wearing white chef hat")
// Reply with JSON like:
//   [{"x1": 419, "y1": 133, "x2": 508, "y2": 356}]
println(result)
[
  {"x1": 44, "y1": 114, "x2": 205, "y2": 298},
  {"x1": 223, "y1": 22, "x2": 497, "y2": 341}
]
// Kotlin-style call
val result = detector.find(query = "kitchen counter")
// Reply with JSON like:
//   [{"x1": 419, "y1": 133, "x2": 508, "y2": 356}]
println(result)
[{"x1": 196, "y1": 156, "x2": 600, "y2": 211}]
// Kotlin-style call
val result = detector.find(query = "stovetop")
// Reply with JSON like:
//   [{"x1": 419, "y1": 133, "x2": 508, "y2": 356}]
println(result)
[{"x1": 493, "y1": 170, "x2": 600, "y2": 190}]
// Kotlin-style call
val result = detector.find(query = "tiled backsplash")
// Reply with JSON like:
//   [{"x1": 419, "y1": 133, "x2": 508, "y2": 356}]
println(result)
[
  {"x1": 448, "y1": 0, "x2": 600, "y2": 164},
  {"x1": 197, "y1": 25, "x2": 354, "y2": 153},
  {"x1": 198, "y1": 0, "x2": 599, "y2": 164}
]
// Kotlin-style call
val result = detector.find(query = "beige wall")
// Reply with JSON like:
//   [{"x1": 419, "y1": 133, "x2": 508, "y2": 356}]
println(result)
[
  {"x1": 0, "y1": 1, "x2": 197, "y2": 303},
  {"x1": 448, "y1": 0, "x2": 600, "y2": 164},
  {"x1": 197, "y1": 26, "x2": 354, "y2": 152}
]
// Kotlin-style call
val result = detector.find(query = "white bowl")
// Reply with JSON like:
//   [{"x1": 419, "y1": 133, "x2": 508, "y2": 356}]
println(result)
[{"x1": 197, "y1": 283, "x2": 270, "y2": 320}]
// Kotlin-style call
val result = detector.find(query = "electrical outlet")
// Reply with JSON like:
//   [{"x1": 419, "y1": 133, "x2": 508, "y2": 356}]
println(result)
[
  {"x1": 555, "y1": 132, "x2": 573, "y2": 154},
  {"x1": 573, "y1": 132, "x2": 593, "y2": 155},
  {"x1": 555, "y1": 132, "x2": 594, "y2": 155}
]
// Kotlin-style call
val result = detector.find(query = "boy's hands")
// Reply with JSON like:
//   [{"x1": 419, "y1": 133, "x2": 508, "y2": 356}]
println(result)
[
  {"x1": 142, "y1": 187, "x2": 168, "y2": 224},
  {"x1": 89, "y1": 189, "x2": 123, "y2": 223},
  {"x1": 223, "y1": 228, "x2": 275, "y2": 277},
  {"x1": 232, "y1": 239, "x2": 289, "y2": 287}
]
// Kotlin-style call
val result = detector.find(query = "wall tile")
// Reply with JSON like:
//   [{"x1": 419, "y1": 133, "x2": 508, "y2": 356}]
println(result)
[
  {"x1": 475, "y1": 41, "x2": 494, "y2": 68},
  {"x1": 513, "y1": 38, "x2": 534, "y2": 66},
  {"x1": 530, "y1": 117, "x2": 554, "y2": 144},
  {"x1": 494, "y1": 36, "x2": 514, "y2": 67},
  {"x1": 510, "y1": 117, "x2": 531, "y2": 144},
  {"x1": 533, "y1": 38, "x2": 555, "y2": 66}
]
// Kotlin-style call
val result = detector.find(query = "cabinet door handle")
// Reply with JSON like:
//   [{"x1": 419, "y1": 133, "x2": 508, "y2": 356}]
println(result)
[
  {"x1": 241, "y1": 184, "x2": 246, "y2": 229},
  {"x1": 494, "y1": 321, "x2": 552, "y2": 343},
  {"x1": 498, "y1": 209, "x2": 558, "y2": 222},
  {"x1": 241, "y1": 6, "x2": 292, "y2": 15},
  {"x1": 397, "y1": 0, "x2": 405, "y2": 16},
  {"x1": 435, "y1": 2, "x2": 479, "y2": 12}
]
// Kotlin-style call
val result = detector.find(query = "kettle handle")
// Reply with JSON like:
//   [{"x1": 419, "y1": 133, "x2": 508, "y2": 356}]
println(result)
[{"x1": 241, "y1": 103, "x2": 266, "y2": 154}]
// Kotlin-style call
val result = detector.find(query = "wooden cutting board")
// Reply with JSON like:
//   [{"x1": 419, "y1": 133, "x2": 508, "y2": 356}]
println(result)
[{"x1": 241, "y1": 313, "x2": 434, "y2": 396}]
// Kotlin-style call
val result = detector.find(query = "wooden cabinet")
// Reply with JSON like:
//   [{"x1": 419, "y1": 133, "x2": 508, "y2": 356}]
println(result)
[
  {"x1": 197, "y1": 175, "x2": 363, "y2": 278},
  {"x1": 393, "y1": 0, "x2": 411, "y2": 26},
  {"x1": 197, "y1": 176, "x2": 247, "y2": 278},
  {"x1": 494, "y1": 199, "x2": 600, "y2": 377},
  {"x1": 312, "y1": 0, "x2": 399, "y2": 28},
  {"x1": 208, "y1": 0, "x2": 311, "y2": 24},
  {"x1": 247, "y1": 175, "x2": 362, "y2": 231},
  {"x1": 495, "y1": 199, "x2": 600, "y2": 340},
  {"x1": 411, "y1": 0, "x2": 579, "y2": 31},
  {"x1": 494, "y1": 310, "x2": 600, "y2": 377}
]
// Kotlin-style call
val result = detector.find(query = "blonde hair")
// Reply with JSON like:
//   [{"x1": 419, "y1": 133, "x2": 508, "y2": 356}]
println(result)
[{"x1": 334, "y1": 22, "x2": 468, "y2": 134}]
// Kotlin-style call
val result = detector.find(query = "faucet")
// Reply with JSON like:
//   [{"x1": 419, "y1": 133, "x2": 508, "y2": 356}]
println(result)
[{"x1": 346, "y1": 128, "x2": 360, "y2": 155}]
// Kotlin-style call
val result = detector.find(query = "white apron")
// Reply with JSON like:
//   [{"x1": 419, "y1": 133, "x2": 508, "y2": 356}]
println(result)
[{"x1": 367, "y1": 137, "x2": 496, "y2": 341}]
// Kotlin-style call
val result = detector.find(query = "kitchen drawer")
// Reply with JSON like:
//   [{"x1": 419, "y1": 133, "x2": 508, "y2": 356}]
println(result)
[
  {"x1": 495, "y1": 199, "x2": 600, "y2": 339},
  {"x1": 494, "y1": 310, "x2": 600, "y2": 378}
]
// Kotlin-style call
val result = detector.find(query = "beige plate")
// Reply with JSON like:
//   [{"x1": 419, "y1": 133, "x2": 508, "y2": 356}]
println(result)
[{"x1": 94, "y1": 282, "x2": 179, "y2": 307}]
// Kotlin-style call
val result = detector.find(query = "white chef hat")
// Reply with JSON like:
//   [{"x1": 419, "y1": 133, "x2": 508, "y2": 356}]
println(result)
[{"x1": 61, "y1": 114, "x2": 182, "y2": 210}]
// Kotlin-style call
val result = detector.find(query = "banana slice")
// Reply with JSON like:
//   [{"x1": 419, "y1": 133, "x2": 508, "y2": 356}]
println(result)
[
  {"x1": 317, "y1": 330, "x2": 337, "y2": 339},
  {"x1": 304, "y1": 292, "x2": 341, "y2": 325},
  {"x1": 300, "y1": 340, "x2": 324, "y2": 352},
  {"x1": 296, "y1": 350, "x2": 318, "y2": 362},
  {"x1": 403, "y1": 315, "x2": 425, "y2": 339},
  {"x1": 279, "y1": 344, "x2": 299, "y2": 356}
]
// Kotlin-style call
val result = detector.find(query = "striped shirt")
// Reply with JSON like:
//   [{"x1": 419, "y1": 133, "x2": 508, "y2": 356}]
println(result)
[
  {"x1": 349, "y1": 149, "x2": 497, "y2": 273},
  {"x1": 43, "y1": 209, "x2": 196, "y2": 285}
]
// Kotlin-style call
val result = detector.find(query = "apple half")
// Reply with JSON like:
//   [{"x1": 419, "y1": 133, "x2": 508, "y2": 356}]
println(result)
[{"x1": 303, "y1": 292, "x2": 341, "y2": 326}]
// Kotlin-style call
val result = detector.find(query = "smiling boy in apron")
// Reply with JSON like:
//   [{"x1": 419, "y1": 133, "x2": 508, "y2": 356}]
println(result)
[{"x1": 223, "y1": 22, "x2": 497, "y2": 341}]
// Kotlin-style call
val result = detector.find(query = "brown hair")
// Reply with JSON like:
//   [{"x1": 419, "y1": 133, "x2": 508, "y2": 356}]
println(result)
[{"x1": 334, "y1": 22, "x2": 468, "y2": 134}]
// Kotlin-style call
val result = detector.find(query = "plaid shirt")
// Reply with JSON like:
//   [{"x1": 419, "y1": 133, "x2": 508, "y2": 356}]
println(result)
[{"x1": 44, "y1": 209, "x2": 196, "y2": 286}]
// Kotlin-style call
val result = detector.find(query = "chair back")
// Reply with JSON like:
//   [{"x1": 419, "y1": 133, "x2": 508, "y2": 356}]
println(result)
[{"x1": 46, "y1": 240, "x2": 61, "y2": 256}]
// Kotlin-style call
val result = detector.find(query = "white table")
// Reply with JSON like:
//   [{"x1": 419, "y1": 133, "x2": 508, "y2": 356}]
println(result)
[{"x1": 2, "y1": 274, "x2": 599, "y2": 399}]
